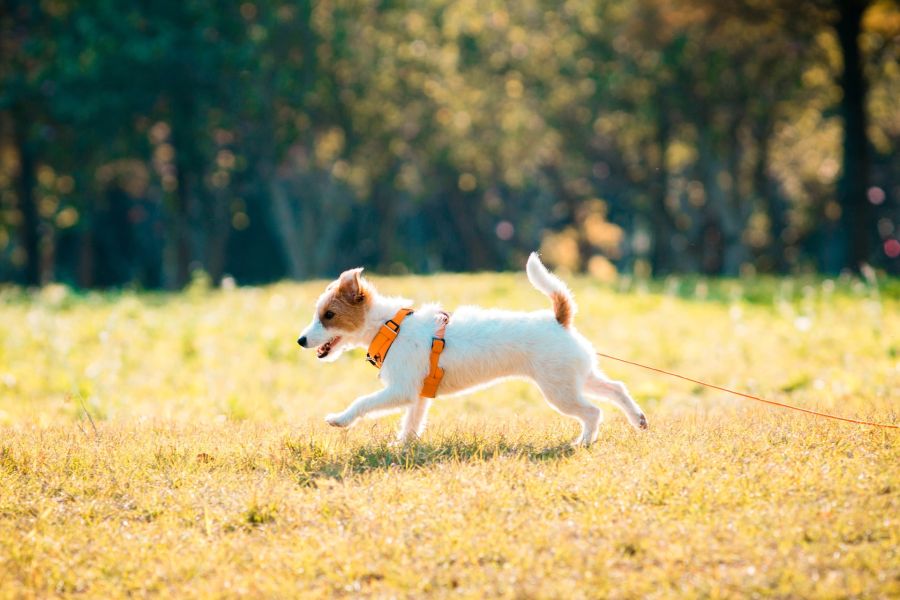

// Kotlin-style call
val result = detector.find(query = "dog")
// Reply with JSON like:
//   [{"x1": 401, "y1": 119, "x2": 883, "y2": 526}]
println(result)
[{"x1": 297, "y1": 253, "x2": 648, "y2": 446}]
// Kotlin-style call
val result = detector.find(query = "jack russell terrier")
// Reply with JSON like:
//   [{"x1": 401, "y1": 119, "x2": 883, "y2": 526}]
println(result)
[{"x1": 297, "y1": 253, "x2": 648, "y2": 446}]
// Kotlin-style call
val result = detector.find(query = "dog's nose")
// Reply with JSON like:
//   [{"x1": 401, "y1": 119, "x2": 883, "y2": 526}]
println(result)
[{"x1": 297, "y1": 336, "x2": 308, "y2": 348}]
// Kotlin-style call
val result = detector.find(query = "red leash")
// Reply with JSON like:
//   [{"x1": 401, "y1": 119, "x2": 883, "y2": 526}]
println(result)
[{"x1": 597, "y1": 352, "x2": 899, "y2": 430}]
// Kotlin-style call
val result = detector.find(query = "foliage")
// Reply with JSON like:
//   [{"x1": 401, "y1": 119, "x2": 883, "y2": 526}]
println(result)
[
  {"x1": 0, "y1": 0, "x2": 899, "y2": 286},
  {"x1": 0, "y1": 272, "x2": 897, "y2": 596}
]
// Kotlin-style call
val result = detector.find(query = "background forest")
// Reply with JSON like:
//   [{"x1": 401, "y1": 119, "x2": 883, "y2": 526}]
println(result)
[{"x1": 1, "y1": 0, "x2": 899, "y2": 288}]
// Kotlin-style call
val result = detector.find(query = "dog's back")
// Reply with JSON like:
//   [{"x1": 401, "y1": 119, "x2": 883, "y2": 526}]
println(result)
[{"x1": 433, "y1": 256, "x2": 594, "y2": 395}]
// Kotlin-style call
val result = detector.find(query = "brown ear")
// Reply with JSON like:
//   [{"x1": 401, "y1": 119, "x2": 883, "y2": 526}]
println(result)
[{"x1": 337, "y1": 267, "x2": 366, "y2": 303}]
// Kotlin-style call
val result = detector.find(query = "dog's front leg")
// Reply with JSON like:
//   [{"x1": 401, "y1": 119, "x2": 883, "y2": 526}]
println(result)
[
  {"x1": 325, "y1": 387, "x2": 410, "y2": 429},
  {"x1": 397, "y1": 397, "x2": 432, "y2": 443}
]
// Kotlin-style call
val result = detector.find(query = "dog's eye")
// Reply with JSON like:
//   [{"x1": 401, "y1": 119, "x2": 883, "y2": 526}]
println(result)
[{"x1": 324, "y1": 310, "x2": 335, "y2": 320}]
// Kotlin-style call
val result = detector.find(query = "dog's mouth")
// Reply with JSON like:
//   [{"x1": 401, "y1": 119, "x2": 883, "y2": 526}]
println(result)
[{"x1": 316, "y1": 336, "x2": 342, "y2": 359}]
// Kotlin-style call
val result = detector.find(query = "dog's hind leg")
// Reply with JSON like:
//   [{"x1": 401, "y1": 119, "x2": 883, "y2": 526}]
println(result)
[
  {"x1": 325, "y1": 387, "x2": 412, "y2": 429},
  {"x1": 536, "y1": 378, "x2": 603, "y2": 446},
  {"x1": 584, "y1": 370, "x2": 648, "y2": 430},
  {"x1": 397, "y1": 397, "x2": 432, "y2": 443}
]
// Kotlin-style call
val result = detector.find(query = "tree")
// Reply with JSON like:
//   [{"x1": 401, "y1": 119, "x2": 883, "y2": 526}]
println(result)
[{"x1": 834, "y1": 0, "x2": 875, "y2": 271}]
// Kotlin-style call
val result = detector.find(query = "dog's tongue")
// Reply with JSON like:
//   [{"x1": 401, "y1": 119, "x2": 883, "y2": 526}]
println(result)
[{"x1": 317, "y1": 337, "x2": 339, "y2": 358}]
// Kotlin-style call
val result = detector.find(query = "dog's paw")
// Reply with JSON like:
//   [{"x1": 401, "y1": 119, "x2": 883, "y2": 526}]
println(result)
[
  {"x1": 325, "y1": 412, "x2": 352, "y2": 428},
  {"x1": 391, "y1": 433, "x2": 420, "y2": 448},
  {"x1": 637, "y1": 414, "x2": 649, "y2": 430}
]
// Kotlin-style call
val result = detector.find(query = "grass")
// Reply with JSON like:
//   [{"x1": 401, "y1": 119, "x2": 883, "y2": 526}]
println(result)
[{"x1": 0, "y1": 272, "x2": 898, "y2": 598}]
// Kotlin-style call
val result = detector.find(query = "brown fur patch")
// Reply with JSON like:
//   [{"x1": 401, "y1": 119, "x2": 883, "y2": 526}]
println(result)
[
  {"x1": 551, "y1": 291, "x2": 572, "y2": 328},
  {"x1": 319, "y1": 272, "x2": 371, "y2": 332}
]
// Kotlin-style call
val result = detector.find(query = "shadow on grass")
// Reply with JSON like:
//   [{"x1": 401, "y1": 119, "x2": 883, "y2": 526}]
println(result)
[{"x1": 279, "y1": 436, "x2": 577, "y2": 485}]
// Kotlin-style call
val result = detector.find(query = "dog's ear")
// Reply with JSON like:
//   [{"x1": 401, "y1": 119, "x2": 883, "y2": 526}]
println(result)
[{"x1": 337, "y1": 267, "x2": 367, "y2": 303}]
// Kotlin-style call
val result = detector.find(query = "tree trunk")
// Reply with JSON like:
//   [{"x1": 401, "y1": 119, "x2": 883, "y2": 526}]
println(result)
[
  {"x1": 170, "y1": 97, "x2": 199, "y2": 288},
  {"x1": 268, "y1": 178, "x2": 306, "y2": 279},
  {"x1": 169, "y1": 84, "x2": 201, "y2": 288},
  {"x1": 78, "y1": 226, "x2": 94, "y2": 288},
  {"x1": 445, "y1": 181, "x2": 495, "y2": 271},
  {"x1": 13, "y1": 118, "x2": 41, "y2": 286},
  {"x1": 373, "y1": 169, "x2": 400, "y2": 272},
  {"x1": 721, "y1": 120, "x2": 751, "y2": 277},
  {"x1": 835, "y1": 0, "x2": 873, "y2": 272},
  {"x1": 205, "y1": 192, "x2": 230, "y2": 284},
  {"x1": 172, "y1": 163, "x2": 193, "y2": 287},
  {"x1": 650, "y1": 105, "x2": 676, "y2": 276},
  {"x1": 753, "y1": 121, "x2": 788, "y2": 273}
]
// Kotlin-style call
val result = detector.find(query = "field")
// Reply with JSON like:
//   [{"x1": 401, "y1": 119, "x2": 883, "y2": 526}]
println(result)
[{"x1": 1, "y1": 272, "x2": 898, "y2": 598}]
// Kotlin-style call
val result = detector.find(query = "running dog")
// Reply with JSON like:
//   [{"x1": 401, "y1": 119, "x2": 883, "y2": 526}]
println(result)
[{"x1": 297, "y1": 253, "x2": 648, "y2": 445}]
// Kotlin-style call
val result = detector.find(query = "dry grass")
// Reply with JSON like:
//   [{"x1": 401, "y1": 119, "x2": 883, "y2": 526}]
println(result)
[{"x1": 0, "y1": 273, "x2": 898, "y2": 598}]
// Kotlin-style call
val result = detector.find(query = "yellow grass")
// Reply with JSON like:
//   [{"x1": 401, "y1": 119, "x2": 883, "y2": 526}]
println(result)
[{"x1": 1, "y1": 274, "x2": 898, "y2": 598}]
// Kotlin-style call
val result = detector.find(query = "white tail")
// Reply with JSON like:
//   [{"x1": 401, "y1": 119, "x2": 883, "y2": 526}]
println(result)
[{"x1": 526, "y1": 252, "x2": 576, "y2": 327}]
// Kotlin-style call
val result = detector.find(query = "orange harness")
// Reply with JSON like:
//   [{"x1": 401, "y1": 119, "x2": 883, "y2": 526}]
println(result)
[{"x1": 366, "y1": 308, "x2": 449, "y2": 398}]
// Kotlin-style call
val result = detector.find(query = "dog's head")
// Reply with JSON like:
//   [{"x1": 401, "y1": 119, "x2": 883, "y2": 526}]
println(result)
[{"x1": 297, "y1": 267, "x2": 372, "y2": 362}]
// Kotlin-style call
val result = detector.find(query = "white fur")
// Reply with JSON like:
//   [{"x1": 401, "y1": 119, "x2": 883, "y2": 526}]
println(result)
[
  {"x1": 299, "y1": 253, "x2": 648, "y2": 445},
  {"x1": 526, "y1": 251, "x2": 577, "y2": 316}
]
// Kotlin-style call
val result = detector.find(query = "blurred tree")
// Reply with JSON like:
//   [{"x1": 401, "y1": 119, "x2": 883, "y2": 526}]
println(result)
[
  {"x1": 1, "y1": 0, "x2": 897, "y2": 286},
  {"x1": 834, "y1": 0, "x2": 875, "y2": 272},
  {"x1": 1, "y1": 0, "x2": 55, "y2": 285}
]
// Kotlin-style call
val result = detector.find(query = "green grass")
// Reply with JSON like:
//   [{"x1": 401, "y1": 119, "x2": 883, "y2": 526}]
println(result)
[{"x1": 0, "y1": 273, "x2": 898, "y2": 598}]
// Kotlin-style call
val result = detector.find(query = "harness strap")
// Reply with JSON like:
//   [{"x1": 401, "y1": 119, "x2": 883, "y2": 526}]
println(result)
[
  {"x1": 365, "y1": 307, "x2": 450, "y2": 398},
  {"x1": 420, "y1": 311, "x2": 450, "y2": 398},
  {"x1": 366, "y1": 308, "x2": 414, "y2": 368}
]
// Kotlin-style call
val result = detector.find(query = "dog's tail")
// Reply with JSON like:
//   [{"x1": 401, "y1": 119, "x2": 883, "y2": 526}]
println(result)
[{"x1": 526, "y1": 252, "x2": 576, "y2": 328}]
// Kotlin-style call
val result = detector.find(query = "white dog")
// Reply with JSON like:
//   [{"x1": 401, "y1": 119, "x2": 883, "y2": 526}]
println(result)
[{"x1": 297, "y1": 253, "x2": 648, "y2": 446}]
